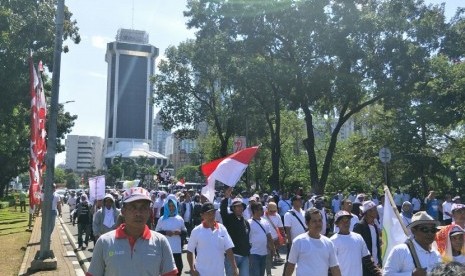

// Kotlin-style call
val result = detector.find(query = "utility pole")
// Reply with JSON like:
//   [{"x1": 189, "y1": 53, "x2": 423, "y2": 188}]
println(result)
[{"x1": 37, "y1": 0, "x2": 65, "y2": 262}]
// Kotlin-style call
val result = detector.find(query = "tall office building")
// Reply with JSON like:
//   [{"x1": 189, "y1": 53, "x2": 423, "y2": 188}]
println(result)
[
  {"x1": 65, "y1": 135, "x2": 104, "y2": 173},
  {"x1": 104, "y1": 29, "x2": 167, "y2": 166},
  {"x1": 152, "y1": 111, "x2": 171, "y2": 155}
]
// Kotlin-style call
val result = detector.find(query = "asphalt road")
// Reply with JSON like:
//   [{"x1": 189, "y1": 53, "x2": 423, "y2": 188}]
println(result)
[{"x1": 62, "y1": 205, "x2": 287, "y2": 275}]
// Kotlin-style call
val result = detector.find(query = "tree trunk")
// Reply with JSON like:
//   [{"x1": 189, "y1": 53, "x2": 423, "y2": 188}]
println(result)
[{"x1": 301, "y1": 105, "x2": 320, "y2": 194}]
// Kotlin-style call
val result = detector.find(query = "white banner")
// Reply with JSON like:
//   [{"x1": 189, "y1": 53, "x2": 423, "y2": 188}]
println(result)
[{"x1": 88, "y1": 175, "x2": 106, "y2": 204}]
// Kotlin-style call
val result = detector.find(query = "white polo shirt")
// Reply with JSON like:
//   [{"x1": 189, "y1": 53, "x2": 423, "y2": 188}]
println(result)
[
  {"x1": 187, "y1": 222, "x2": 234, "y2": 276},
  {"x1": 248, "y1": 218, "x2": 271, "y2": 256},
  {"x1": 284, "y1": 208, "x2": 307, "y2": 241},
  {"x1": 288, "y1": 233, "x2": 339, "y2": 276}
]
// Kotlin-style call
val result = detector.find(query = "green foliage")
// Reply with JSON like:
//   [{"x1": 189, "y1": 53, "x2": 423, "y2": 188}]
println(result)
[
  {"x1": 176, "y1": 165, "x2": 203, "y2": 183},
  {"x1": 0, "y1": 0, "x2": 79, "y2": 197}
]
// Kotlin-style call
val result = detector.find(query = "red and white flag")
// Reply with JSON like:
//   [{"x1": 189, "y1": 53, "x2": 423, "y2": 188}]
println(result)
[
  {"x1": 201, "y1": 146, "x2": 259, "y2": 202},
  {"x1": 29, "y1": 57, "x2": 47, "y2": 209},
  {"x1": 176, "y1": 178, "x2": 186, "y2": 186}
]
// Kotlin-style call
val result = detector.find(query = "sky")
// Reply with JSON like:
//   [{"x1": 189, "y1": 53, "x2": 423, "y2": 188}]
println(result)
[{"x1": 55, "y1": 0, "x2": 462, "y2": 165}]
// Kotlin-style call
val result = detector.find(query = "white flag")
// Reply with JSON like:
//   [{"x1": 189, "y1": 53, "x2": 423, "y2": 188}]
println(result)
[{"x1": 381, "y1": 189, "x2": 408, "y2": 264}]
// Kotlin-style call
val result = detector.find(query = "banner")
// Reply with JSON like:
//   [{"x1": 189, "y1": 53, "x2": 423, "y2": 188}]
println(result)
[
  {"x1": 88, "y1": 175, "x2": 106, "y2": 204},
  {"x1": 123, "y1": 179, "x2": 140, "y2": 189}
]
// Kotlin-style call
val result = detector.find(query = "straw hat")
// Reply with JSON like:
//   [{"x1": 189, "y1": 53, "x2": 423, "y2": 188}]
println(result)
[{"x1": 407, "y1": 211, "x2": 440, "y2": 229}]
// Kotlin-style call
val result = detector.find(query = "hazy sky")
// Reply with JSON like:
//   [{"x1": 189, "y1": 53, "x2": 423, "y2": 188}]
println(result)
[{"x1": 55, "y1": 0, "x2": 463, "y2": 164}]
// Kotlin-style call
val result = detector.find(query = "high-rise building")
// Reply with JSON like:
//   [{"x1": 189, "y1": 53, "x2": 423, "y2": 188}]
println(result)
[
  {"x1": 104, "y1": 29, "x2": 167, "y2": 166},
  {"x1": 152, "y1": 111, "x2": 171, "y2": 155},
  {"x1": 65, "y1": 135, "x2": 104, "y2": 173}
]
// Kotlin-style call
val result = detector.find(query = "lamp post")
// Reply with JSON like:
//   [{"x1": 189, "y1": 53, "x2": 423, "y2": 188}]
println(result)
[{"x1": 37, "y1": 0, "x2": 64, "y2": 264}]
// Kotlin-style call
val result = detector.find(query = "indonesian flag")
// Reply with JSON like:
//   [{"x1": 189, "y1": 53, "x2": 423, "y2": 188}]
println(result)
[
  {"x1": 201, "y1": 146, "x2": 259, "y2": 202},
  {"x1": 176, "y1": 178, "x2": 185, "y2": 186}
]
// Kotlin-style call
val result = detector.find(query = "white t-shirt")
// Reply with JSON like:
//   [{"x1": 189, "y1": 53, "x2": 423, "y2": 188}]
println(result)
[
  {"x1": 330, "y1": 232, "x2": 370, "y2": 276},
  {"x1": 264, "y1": 214, "x2": 283, "y2": 239},
  {"x1": 284, "y1": 208, "x2": 307, "y2": 241},
  {"x1": 288, "y1": 233, "x2": 339, "y2": 276},
  {"x1": 368, "y1": 224, "x2": 379, "y2": 265},
  {"x1": 442, "y1": 201, "x2": 452, "y2": 220},
  {"x1": 154, "y1": 198, "x2": 165, "y2": 218},
  {"x1": 278, "y1": 199, "x2": 292, "y2": 216},
  {"x1": 248, "y1": 218, "x2": 271, "y2": 256},
  {"x1": 393, "y1": 193, "x2": 403, "y2": 206},
  {"x1": 187, "y1": 223, "x2": 234, "y2": 276},
  {"x1": 383, "y1": 239, "x2": 441, "y2": 275},
  {"x1": 155, "y1": 215, "x2": 187, "y2": 254},
  {"x1": 332, "y1": 198, "x2": 341, "y2": 213},
  {"x1": 411, "y1": 197, "x2": 421, "y2": 211}
]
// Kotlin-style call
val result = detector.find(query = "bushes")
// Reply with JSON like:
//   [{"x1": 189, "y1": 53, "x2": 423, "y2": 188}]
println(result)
[{"x1": 0, "y1": 202, "x2": 9, "y2": 209}]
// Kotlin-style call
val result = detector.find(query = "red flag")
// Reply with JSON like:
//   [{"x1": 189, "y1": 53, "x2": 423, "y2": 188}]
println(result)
[
  {"x1": 28, "y1": 57, "x2": 47, "y2": 208},
  {"x1": 201, "y1": 146, "x2": 259, "y2": 202}
]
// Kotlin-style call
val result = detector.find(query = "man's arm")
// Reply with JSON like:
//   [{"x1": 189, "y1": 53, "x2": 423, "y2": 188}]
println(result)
[
  {"x1": 220, "y1": 187, "x2": 232, "y2": 218},
  {"x1": 284, "y1": 262, "x2": 295, "y2": 276},
  {"x1": 329, "y1": 266, "x2": 342, "y2": 276},
  {"x1": 186, "y1": 251, "x2": 198, "y2": 276}
]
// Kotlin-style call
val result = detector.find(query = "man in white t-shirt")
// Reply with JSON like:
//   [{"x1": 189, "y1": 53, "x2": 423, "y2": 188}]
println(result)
[
  {"x1": 334, "y1": 199, "x2": 359, "y2": 234},
  {"x1": 331, "y1": 194, "x2": 341, "y2": 214},
  {"x1": 248, "y1": 201, "x2": 274, "y2": 276},
  {"x1": 411, "y1": 194, "x2": 421, "y2": 213},
  {"x1": 284, "y1": 207, "x2": 341, "y2": 276},
  {"x1": 442, "y1": 194, "x2": 453, "y2": 225},
  {"x1": 330, "y1": 211, "x2": 381, "y2": 276},
  {"x1": 187, "y1": 202, "x2": 238, "y2": 276}
]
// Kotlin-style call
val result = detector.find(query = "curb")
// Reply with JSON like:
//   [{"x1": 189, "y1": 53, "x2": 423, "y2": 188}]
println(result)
[
  {"x1": 18, "y1": 220, "x2": 35, "y2": 275},
  {"x1": 59, "y1": 217, "x2": 90, "y2": 273}
]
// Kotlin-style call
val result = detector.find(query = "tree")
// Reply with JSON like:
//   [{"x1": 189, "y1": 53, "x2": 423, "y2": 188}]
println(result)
[
  {"x1": 0, "y1": 0, "x2": 80, "y2": 197},
  {"x1": 184, "y1": 0, "x2": 450, "y2": 194}
]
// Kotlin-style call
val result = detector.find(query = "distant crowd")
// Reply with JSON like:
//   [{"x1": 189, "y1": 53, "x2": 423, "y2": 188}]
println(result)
[{"x1": 34, "y1": 184, "x2": 465, "y2": 276}]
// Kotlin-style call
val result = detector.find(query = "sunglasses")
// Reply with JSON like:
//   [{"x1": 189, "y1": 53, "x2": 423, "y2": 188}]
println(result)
[{"x1": 416, "y1": 226, "x2": 439, "y2": 234}]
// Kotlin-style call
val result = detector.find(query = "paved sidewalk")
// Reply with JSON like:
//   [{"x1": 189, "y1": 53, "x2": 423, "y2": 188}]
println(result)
[{"x1": 18, "y1": 215, "x2": 84, "y2": 276}]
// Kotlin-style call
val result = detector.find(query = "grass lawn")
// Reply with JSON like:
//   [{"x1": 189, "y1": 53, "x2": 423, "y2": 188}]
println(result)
[{"x1": 0, "y1": 206, "x2": 32, "y2": 275}]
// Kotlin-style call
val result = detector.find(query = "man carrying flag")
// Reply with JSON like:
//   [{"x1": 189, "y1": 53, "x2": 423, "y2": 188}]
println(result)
[
  {"x1": 381, "y1": 186, "x2": 441, "y2": 275},
  {"x1": 200, "y1": 145, "x2": 259, "y2": 202},
  {"x1": 200, "y1": 146, "x2": 259, "y2": 276}
]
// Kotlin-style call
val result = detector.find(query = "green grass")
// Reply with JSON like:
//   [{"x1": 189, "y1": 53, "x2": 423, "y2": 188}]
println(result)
[
  {"x1": 0, "y1": 206, "x2": 30, "y2": 236},
  {"x1": 0, "y1": 206, "x2": 32, "y2": 275}
]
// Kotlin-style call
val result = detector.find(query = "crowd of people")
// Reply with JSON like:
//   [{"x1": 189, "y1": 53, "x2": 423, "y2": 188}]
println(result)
[{"x1": 42, "y1": 184, "x2": 465, "y2": 276}]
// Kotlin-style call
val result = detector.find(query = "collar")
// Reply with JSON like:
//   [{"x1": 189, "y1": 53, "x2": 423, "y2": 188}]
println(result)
[
  {"x1": 413, "y1": 238, "x2": 434, "y2": 253},
  {"x1": 202, "y1": 220, "x2": 219, "y2": 230},
  {"x1": 115, "y1": 223, "x2": 152, "y2": 240}
]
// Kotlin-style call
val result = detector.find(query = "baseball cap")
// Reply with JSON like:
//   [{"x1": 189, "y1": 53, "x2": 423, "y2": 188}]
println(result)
[
  {"x1": 359, "y1": 201, "x2": 377, "y2": 213},
  {"x1": 334, "y1": 210, "x2": 352, "y2": 223},
  {"x1": 450, "y1": 225, "x2": 465, "y2": 237},
  {"x1": 201, "y1": 202, "x2": 216, "y2": 213},
  {"x1": 452, "y1": 203, "x2": 465, "y2": 213},
  {"x1": 122, "y1": 187, "x2": 152, "y2": 203}
]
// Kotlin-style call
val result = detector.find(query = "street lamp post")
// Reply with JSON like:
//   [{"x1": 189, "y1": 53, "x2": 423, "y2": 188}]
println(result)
[{"x1": 34, "y1": 0, "x2": 65, "y2": 268}]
